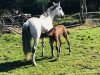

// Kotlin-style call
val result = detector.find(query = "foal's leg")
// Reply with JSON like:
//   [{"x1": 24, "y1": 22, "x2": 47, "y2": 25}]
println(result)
[
  {"x1": 59, "y1": 36, "x2": 62, "y2": 55},
  {"x1": 49, "y1": 37, "x2": 54, "y2": 57},
  {"x1": 55, "y1": 37, "x2": 60, "y2": 57},
  {"x1": 63, "y1": 33, "x2": 71, "y2": 55},
  {"x1": 42, "y1": 38, "x2": 45, "y2": 56}
]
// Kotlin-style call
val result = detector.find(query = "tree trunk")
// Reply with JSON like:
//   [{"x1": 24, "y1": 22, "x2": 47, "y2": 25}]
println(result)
[{"x1": 80, "y1": 0, "x2": 87, "y2": 23}]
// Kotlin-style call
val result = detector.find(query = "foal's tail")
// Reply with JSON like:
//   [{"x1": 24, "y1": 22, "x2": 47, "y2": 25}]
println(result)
[
  {"x1": 67, "y1": 30, "x2": 70, "y2": 35},
  {"x1": 22, "y1": 24, "x2": 32, "y2": 61},
  {"x1": 63, "y1": 26, "x2": 70, "y2": 36}
]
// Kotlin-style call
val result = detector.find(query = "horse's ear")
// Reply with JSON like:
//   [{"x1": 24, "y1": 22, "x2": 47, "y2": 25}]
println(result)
[
  {"x1": 58, "y1": 2, "x2": 60, "y2": 6},
  {"x1": 53, "y1": 2, "x2": 56, "y2": 5}
]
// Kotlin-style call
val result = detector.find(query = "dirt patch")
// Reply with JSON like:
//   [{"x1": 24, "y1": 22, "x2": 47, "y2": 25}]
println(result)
[{"x1": 84, "y1": 19, "x2": 100, "y2": 27}]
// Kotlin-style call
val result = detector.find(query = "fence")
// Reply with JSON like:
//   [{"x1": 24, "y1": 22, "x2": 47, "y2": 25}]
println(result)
[{"x1": 0, "y1": 11, "x2": 100, "y2": 33}]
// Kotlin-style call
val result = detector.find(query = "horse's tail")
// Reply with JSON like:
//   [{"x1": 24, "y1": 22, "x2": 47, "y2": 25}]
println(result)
[{"x1": 22, "y1": 23, "x2": 32, "y2": 61}]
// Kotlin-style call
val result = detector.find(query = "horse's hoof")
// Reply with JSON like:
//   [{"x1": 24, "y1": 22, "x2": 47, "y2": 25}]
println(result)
[
  {"x1": 32, "y1": 62, "x2": 37, "y2": 66},
  {"x1": 32, "y1": 60, "x2": 37, "y2": 66}
]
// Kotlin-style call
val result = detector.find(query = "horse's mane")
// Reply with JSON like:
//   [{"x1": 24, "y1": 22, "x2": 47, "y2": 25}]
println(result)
[{"x1": 43, "y1": 4, "x2": 59, "y2": 17}]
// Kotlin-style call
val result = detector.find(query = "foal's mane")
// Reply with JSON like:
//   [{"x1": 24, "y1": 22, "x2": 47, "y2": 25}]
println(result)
[{"x1": 43, "y1": 4, "x2": 59, "y2": 17}]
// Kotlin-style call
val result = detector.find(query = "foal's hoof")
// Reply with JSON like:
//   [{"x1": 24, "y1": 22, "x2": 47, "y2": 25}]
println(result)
[
  {"x1": 51, "y1": 55, "x2": 55, "y2": 58},
  {"x1": 57, "y1": 56, "x2": 60, "y2": 59},
  {"x1": 41, "y1": 55, "x2": 44, "y2": 57},
  {"x1": 68, "y1": 53, "x2": 71, "y2": 55}
]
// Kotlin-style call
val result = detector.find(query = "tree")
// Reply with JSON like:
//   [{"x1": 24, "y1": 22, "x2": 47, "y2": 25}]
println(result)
[
  {"x1": 36, "y1": 0, "x2": 48, "y2": 12},
  {"x1": 47, "y1": 0, "x2": 60, "y2": 7},
  {"x1": 80, "y1": 0, "x2": 87, "y2": 23}
]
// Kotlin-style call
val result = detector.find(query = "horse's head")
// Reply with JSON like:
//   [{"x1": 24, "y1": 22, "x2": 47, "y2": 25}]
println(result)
[
  {"x1": 53, "y1": 2, "x2": 65, "y2": 18},
  {"x1": 42, "y1": 2, "x2": 64, "y2": 19}
]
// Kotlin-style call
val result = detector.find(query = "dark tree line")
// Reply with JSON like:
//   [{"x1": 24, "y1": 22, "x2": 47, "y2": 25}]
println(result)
[{"x1": 0, "y1": 0, "x2": 100, "y2": 15}]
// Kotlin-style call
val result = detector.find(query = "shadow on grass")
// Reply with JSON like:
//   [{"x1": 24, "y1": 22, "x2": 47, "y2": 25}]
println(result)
[
  {"x1": 49, "y1": 58, "x2": 59, "y2": 62},
  {"x1": 0, "y1": 56, "x2": 58, "y2": 72},
  {"x1": 36, "y1": 56, "x2": 52, "y2": 61},
  {"x1": 36, "y1": 56, "x2": 60, "y2": 62},
  {"x1": 0, "y1": 60, "x2": 31, "y2": 72}
]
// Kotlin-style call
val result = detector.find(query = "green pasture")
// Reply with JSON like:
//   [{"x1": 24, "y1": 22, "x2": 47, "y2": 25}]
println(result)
[{"x1": 0, "y1": 26, "x2": 100, "y2": 75}]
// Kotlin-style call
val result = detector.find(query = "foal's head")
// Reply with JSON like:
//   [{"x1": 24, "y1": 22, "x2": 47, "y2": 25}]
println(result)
[{"x1": 47, "y1": 28, "x2": 54, "y2": 37}]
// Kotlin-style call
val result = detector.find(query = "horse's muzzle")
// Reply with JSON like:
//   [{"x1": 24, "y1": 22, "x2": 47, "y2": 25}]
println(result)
[{"x1": 61, "y1": 15, "x2": 65, "y2": 19}]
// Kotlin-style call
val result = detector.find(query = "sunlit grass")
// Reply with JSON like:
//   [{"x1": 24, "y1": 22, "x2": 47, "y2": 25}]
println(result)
[{"x1": 0, "y1": 26, "x2": 100, "y2": 75}]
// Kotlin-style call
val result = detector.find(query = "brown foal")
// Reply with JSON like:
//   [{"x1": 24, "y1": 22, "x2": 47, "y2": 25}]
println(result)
[{"x1": 47, "y1": 25, "x2": 71, "y2": 57}]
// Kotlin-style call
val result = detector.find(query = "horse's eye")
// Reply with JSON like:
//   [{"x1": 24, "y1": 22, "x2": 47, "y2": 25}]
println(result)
[{"x1": 59, "y1": 8, "x2": 62, "y2": 10}]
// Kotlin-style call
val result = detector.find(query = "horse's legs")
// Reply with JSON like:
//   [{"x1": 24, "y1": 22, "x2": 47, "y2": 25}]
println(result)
[
  {"x1": 42, "y1": 38, "x2": 45, "y2": 56},
  {"x1": 32, "y1": 38, "x2": 39, "y2": 66},
  {"x1": 49, "y1": 37, "x2": 54, "y2": 57},
  {"x1": 63, "y1": 34, "x2": 71, "y2": 55}
]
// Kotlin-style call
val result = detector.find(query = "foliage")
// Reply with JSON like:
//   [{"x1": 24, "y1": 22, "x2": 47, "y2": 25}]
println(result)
[
  {"x1": 0, "y1": 26, "x2": 100, "y2": 75},
  {"x1": 0, "y1": 0, "x2": 100, "y2": 15}
]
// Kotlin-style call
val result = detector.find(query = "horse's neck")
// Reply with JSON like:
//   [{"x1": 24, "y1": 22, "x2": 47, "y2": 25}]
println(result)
[
  {"x1": 38, "y1": 16, "x2": 52, "y2": 32},
  {"x1": 39, "y1": 12, "x2": 56, "y2": 31},
  {"x1": 41, "y1": 11, "x2": 56, "y2": 20},
  {"x1": 40, "y1": 11, "x2": 56, "y2": 25},
  {"x1": 40, "y1": 15, "x2": 53, "y2": 23},
  {"x1": 49, "y1": 11, "x2": 56, "y2": 20}
]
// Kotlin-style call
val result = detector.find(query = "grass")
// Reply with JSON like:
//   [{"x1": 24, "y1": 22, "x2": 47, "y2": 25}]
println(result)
[
  {"x1": 53, "y1": 15, "x2": 79, "y2": 26},
  {"x1": 0, "y1": 26, "x2": 100, "y2": 75}
]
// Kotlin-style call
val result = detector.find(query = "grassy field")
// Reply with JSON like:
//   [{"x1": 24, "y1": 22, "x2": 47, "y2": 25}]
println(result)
[{"x1": 0, "y1": 26, "x2": 100, "y2": 75}]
